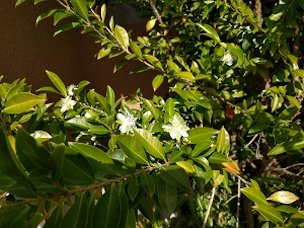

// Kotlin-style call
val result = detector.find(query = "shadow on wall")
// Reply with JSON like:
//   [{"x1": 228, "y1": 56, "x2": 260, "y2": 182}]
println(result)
[{"x1": 0, "y1": 0, "x2": 168, "y2": 97}]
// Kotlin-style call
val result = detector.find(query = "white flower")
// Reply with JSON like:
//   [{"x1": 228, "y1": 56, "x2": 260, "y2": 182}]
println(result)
[
  {"x1": 60, "y1": 96, "x2": 76, "y2": 112},
  {"x1": 162, "y1": 114, "x2": 189, "y2": 142},
  {"x1": 221, "y1": 51, "x2": 235, "y2": 66},
  {"x1": 67, "y1": 84, "x2": 77, "y2": 96},
  {"x1": 117, "y1": 112, "x2": 137, "y2": 134}
]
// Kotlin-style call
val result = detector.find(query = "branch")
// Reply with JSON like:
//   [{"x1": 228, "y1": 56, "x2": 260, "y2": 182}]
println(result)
[
  {"x1": 255, "y1": 0, "x2": 263, "y2": 29},
  {"x1": 148, "y1": 0, "x2": 163, "y2": 24},
  {"x1": 202, "y1": 187, "x2": 216, "y2": 228}
]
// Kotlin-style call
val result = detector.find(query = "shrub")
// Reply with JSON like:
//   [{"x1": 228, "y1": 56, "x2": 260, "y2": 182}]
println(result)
[{"x1": 0, "y1": 0, "x2": 303, "y2": 227}]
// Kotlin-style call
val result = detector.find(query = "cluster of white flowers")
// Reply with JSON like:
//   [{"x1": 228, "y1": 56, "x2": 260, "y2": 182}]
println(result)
[
  {"x1": 162, "y1": 114, "x2": 189, "y2": 142},
  {"x1": 116, "y1": 112, "x2": 137, "y2": 134},
  {"x1": 221, "y1": 51, "x2": 235, "y2": 66},
  {"x1": 60, "y1": 85, "x2": 77, "y2": 113}
]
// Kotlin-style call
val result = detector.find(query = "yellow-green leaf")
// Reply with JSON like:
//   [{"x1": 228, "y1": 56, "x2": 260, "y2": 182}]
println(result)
[
  {"x1": 176, "y1": 161, "x2": 196, "y2": 174},
  {"x1": 3, "y1": 92, "x2": 46, "y2": 114},
  {"x1": 216, "y1": 126, "x2": 230, "y2": 155},
  {"x1": 152, "y1": 75, "x2": 164, "y2": 92},
  {"x1": 45, "y1": 70, "x2": 67, "y2": 96},
  {"x1": 267, "y1": 191, "x2": 299, "y2": 204},
  {"x1": 175, "y1": 71, "x2": 195, "y2": 82},
  {"x1": 114, "y1": 25, "x2": 130, "y2": 49},
  {"x1": 146, "y1": 18, "x2": 157, "y2": 32}
]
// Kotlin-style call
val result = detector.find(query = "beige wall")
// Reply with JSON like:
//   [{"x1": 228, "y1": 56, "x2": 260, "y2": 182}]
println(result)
[{"x1": 0, "y1": 0, "x2": 165, "y2": 97}]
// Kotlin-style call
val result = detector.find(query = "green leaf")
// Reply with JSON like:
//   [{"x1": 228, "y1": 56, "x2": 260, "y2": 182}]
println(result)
[
  {"x1": 267, "y1": 191, "x2": 299, "y2": 204},
  {"x1": 216, "y1": 126, "x2": 230, "y2": 155},
  {"x1": 48, "y1": 145, "x2": 65, "y2": 182},
  {"x1": 15, "y1": 0, "x2": 27, "y2": 6},
  {"x1": 100, "y1": 4, "x2": 107, "y2": 22},
  {"x1": 113, "y1": 59, "x2": 128, "y2": 73},
  {"x1": 134, "y1": 129, "x2": 166, "y2": 161},
  {"x1": 54, "y1": 22, "x2": 81, "y2": 36},
  {"x1": 3, "y1": 92, "x2": 46, "y2": 114},
  {"x1": 176, "y1": 161, "x2": 196, "y2": 174},
  {"x1": 152, "y1": 75, "x2": 164, "y2": 92},
  {"x1": 62, "y1": 156, "x2": 94, "y2": 185},
  {"x1": 140, "y1": 173, "x2": 155, "y2": 198},
  {"x1": 69, "y1": 143, "x2": 113, "y2": 165},
  {"x1": 130, "y1": 41, "x2": 142, "y2": 58},
  {"x1": 93, "y1": 184, "x2": 128, "y2": 228},
  {"x1": 61, "y1": 193, "x2": 88, "y2": 228},
  {"x1": 0, "y1": 129, "x2": 34, "y2": 193},
  {"x1": 268, "y1": 136, "x2": 304, "y2": 155},
  {"x1": 118, "y1": 135, "x2": 149, "y2": 165},
  {"x1": 53, "y1": 10, "x2": 71, "y2": 25},
  {"x1": 188, "y1": 127, "x2": 218, "y2": 144},
  {"x1": 208, "y1": 152, "x2": 229, "y2": 163},
  {"x1": 157, "y1": 179, "x2": 177, "y2": 217},
  {"x1": 197, "y1": 23, "x2": 221, "y2": 43},
  {"x1": 175, "y1": 71, "x2": 195, "y2": 82},
  {"x1": 254, "y1": 204, "x2": 284, "y2": 224},
  {"x1": 70, "y1": 0, "x2": 88, "y2": 20},
  {"x1": 106, "y1": 85, "x2": 115, "y2": 106},
  {"x1": 167, "y1": 60, "x2": 181, "y2": 73},
  {"x1": 114, "y1": 25, "x2": 130, "y2": 49},
  {"x1": 141, "y1": 98, "x2": 160, "y2": 120},
  {"x1": 160, "y1": 165, "x2": 191, "y2": 191},
  {"x1": 241, "y1": 187, "x2": 268, "y2": 205},
  {"x1": 164, "y1": 98, "x2": 175, "y2": 123},
  {"x1": 45, "y1": 70, "x2": 67, "y2": 96},
  {"x1": 30, "y1": 130, "x2": 52, "y2": 143},
  {"x1": 191, "y1": 140, "x2": 214, "y2": 157},
  {"x1": 44, "y1": 204, "x2": 64, "y2": 228},
  {"x1": 292, "y1": 69, "x2": 304, "y2": 78},
  {"x1": 36, "y1": 9, "x2": 57, "y2": 25},
  {"x1": 97, "y1": 48, "x2": 111, "y2": 59},
  {"x1": 16, "y1": 128, "x2": 50, "y2": 172},
  {"x1": 144, "y1": 54, "x2": 163, "y2": 69}
]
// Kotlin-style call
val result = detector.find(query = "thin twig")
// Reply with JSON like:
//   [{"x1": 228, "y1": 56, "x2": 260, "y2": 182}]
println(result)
[
  {"x1": 236, "y1": 177, "x2": 241, "y2": 228},
  {"x1": 244, "y1": 134, "x2": 259, "y2": 148},
  {"x1": 202, "y1": 187, "x2": 216, "y2": 228}
]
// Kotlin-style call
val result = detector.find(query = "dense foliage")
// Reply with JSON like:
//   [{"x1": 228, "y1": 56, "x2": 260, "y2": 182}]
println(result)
[{"x1": 0, "y1": 0, "x2": 303, "y2": 227}]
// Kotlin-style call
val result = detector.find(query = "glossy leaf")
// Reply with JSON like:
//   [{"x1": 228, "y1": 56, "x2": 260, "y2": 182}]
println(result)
[
  {"x1": 268, "y1": 136, "x2": 304, "y2": 155},
  {"x1": 152, "y1": 75, "x2": 164, "y2": 92},
  {"x1": 114, "y1": 25, "x2": 129, "y2": 49},
  {"x1": 93, "y1": 184, "x2": 128, "y2": 228},
  {"x1": 241, "y1": 187, "x2": 268, "y2": 205},
  {"x1": 134, "y1": 129, "x2": 166, "y2": 161},
  {"x1": 69, "y1": 143, "x2": 113, "y2": 165},
  {"x1": 45, "y1": 70, "x2": 67, "y2": 96},
  {"x1": 176, "y1": 161, "x2": 196, "y2": 174},
  {"x1": 216, "y1": 126, "x2": 230, "y2": 155},
  {"x1": 3, "y1": 92, "x2": 46, "y2": 114},
  {"x1": 188, "y1": 127, "x2": 218, "y2": 144},
  {"x1": 254, "y1": 204, "x2": 284, "y2": 224},
  {"x1": 70, "y1": 0, "x2": 88, "y2": 20},
  {"x1": 118, "y1": 135, "x2": 149, "y2": 165}
]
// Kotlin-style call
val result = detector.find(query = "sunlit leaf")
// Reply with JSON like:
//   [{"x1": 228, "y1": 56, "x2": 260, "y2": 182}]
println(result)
[
  {"x1": 134, "y1": 129, "x2": 166, "y2": 161},
  {"x1": 3, "y1": 92, "x2": 46, "y2": 114},
  {"x1": 267, "y1": 191, "x2": 299, "y2": 204}
]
